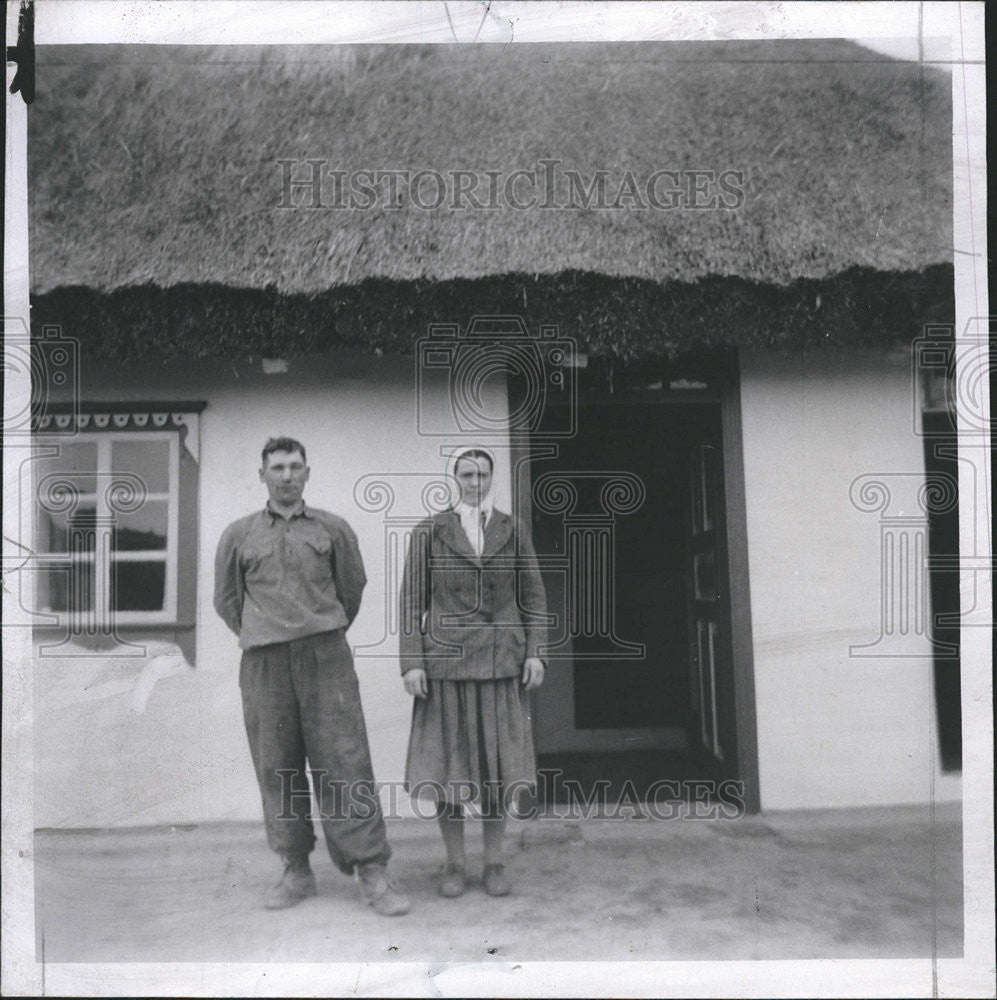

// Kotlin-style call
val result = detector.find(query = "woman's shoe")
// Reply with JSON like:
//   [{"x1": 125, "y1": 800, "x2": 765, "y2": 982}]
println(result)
[
  {"x1": 483, "y1": 863, "x2": 510, "y2": 897},
  {"x1": 437, "y1": 862, "x2": 467, "y2": 898}
]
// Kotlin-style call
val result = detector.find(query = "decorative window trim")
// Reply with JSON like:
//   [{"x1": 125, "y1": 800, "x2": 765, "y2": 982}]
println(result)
[
  {"x1": 33, "y1": 402, "x2": 205, "y2": 463},
  {"x1": 33, "y1": 403, "x2": 204, "y2": 630}
]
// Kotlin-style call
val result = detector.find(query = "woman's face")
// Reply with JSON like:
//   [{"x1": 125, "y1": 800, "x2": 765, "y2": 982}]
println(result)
[{"x1": 454, "y1": 455, "x2": 493, "y2": 507}]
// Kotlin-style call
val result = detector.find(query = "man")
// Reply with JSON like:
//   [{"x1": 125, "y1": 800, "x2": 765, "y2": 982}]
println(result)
[{"x1": 214, "y1": 437, "x2": 409, "y2": 916}]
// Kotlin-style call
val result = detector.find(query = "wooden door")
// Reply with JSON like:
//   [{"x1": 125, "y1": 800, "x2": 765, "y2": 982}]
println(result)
[{"x1": 687, "y1": 441, "x2": 736, "y2": 767}]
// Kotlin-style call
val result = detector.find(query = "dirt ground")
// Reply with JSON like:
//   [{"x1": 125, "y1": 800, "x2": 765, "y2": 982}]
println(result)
[{"x1": 34, "y1": 803, "x2": 962, "y2": 964}]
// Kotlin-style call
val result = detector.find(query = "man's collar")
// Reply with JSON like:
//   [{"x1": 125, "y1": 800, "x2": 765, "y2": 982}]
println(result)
[{"x1": 264, "y1": 500, "x2": 311, "y2": 521}]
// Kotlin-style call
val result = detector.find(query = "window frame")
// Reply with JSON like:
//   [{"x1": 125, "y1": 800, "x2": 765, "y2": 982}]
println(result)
[{"x1": 34, "y1": 429, "x2": 182, "y2": 626}]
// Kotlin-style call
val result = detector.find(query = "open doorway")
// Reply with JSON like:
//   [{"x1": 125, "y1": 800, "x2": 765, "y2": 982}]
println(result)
[{"x1": 527, "y1": 371, "x2": 743, "y2": 805}]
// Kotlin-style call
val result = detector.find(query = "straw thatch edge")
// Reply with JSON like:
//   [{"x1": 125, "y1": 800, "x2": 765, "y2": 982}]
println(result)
[{"x1": 31, "y1": 266, "x2": 953, "y2": 366}]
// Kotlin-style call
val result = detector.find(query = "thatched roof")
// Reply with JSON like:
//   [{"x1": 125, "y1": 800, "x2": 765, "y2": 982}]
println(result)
[
  {"x1": 33, "y1": 267, "x2": 953, "y2": 366},
  {"x1": 28, "y1": 41, "x2": 953, "y2": 361}
]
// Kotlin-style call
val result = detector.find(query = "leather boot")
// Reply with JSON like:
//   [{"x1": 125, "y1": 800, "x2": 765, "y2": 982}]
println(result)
[
  {"x1": 263, "y1": 857, "x2": 317, "y2": 910},
  {"x1": 357, "y1": 862, "x2": 411, "y2": 916}
]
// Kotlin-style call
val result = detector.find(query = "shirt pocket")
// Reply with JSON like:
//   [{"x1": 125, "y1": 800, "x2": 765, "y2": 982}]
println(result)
[
  {"x1": 302, "y1": 533, "x2": 334, "y2": 582},
  {"x1": 241, "y1": 537, "x2": 275, "y2": 571}
]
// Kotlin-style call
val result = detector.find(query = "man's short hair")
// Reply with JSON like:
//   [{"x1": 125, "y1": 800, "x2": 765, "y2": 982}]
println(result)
[
  {"x1": 262, "y1": 437, "x2": 307, "y2": 466},
  {"x1": 453, "y1": 448, "x2": 493, "y2": 473}
]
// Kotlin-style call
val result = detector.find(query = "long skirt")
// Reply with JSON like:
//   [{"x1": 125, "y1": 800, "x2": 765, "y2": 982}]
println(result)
[{"x1": 405, "y1": 677, "x2": 536, "y2": 808}]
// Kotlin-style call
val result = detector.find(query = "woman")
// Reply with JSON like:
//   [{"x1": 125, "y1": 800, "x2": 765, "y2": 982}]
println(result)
[{"x1": 399, "y1": 448, "x2": 547, "y2": 897}]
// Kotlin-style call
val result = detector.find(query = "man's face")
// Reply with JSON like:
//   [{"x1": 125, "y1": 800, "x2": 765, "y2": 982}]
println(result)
[
  {"x1": 260, "y1": 449, "x2": 309, "y2": 507},
  {"x1": 454, "y1": 455, "x2": 492, "y2": 507}
]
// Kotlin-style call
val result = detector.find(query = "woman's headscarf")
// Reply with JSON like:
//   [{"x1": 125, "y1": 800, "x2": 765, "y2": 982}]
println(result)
[{"x1": 446, "y1": 444, "x2": 497, "y2": 507}]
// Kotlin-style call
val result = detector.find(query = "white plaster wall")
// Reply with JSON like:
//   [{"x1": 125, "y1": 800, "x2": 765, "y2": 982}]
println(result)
[
  {"x1": 739, "y1": 348, "x2": 962, "y2": 811},
  {"x1": 197, "y1": 363, "x2": 512, "y2": 822},
  {"x1": 34, "y1": 355, "x2": 510, "y2": 827},
  {"x1": 35, "y1": 345, "x2": 964, "y2": 826}
]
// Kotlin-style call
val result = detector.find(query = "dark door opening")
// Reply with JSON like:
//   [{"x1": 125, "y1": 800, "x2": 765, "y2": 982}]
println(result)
[{"x1": 528, "y1": 386, "x2": 739, "y2": 804}]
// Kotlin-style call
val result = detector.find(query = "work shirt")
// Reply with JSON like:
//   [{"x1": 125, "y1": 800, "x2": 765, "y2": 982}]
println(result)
[{"x1": 214, "y1": 503, "x2": 367, "y2": 650}]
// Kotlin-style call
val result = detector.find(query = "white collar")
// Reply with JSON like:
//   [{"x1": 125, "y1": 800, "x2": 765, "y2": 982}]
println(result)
[{"x1": 455, "y1": 498, "x2": 493, "y2": 521}]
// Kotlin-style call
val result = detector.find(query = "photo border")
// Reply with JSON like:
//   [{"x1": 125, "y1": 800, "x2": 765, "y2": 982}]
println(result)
[{"x1": 3, "y1": 3, "x2": 990, "y2": 997}]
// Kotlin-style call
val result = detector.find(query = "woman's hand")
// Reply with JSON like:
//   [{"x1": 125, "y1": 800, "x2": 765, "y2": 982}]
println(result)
[
  {"x1": 522, "y1": 657, "x2": 545, "y2": 691},
  {"x1": 403, "y1": 668, "x2": 428, "y2": 698}
]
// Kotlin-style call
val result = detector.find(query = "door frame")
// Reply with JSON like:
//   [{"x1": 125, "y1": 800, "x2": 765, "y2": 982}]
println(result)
[
  {"x1": 718, "y1": 353, "x2": 760, "y2": 812},
  {"x1": 510, "y1": 350, "x2": 761, "y2": 812}
]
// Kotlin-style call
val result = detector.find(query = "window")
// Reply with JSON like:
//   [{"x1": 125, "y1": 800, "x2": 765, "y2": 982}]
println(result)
[{"x1": 34, "y1": 429, "x2": 181, "y2": 627}]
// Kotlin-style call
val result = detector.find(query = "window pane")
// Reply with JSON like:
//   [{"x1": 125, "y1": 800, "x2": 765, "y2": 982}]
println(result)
[
  {"x1": 38, "y1": 506, "x2": 100, "y2": 554},
  {"x1": 113, "y1": 501, "x2": 168, "y2": 551},
  {"x1": 38, "y1": 560, "x2": 95, "y2": 613},
  {"x1": 112, "y1": 561, "x2": 166, "y2": 611},
  {"x1": 111, "y1": 440, "x2": 170, "y2": 494},
  {"x1": 36, "y1": 442, "x2": 98, "y2": 496}
]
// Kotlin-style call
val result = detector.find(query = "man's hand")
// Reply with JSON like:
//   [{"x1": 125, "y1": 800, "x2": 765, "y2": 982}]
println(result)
[
  {"x1": 403, "y1": 668, "x2": 428, "y2": 698},
  {"x1": 522, "y1": 657, "x2": 545, "y2": 691}
]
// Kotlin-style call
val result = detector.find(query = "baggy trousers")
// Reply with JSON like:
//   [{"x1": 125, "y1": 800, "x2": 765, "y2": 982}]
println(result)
[{"x1": 240, "y1": 629, "x2": 391, "y2": 874}]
